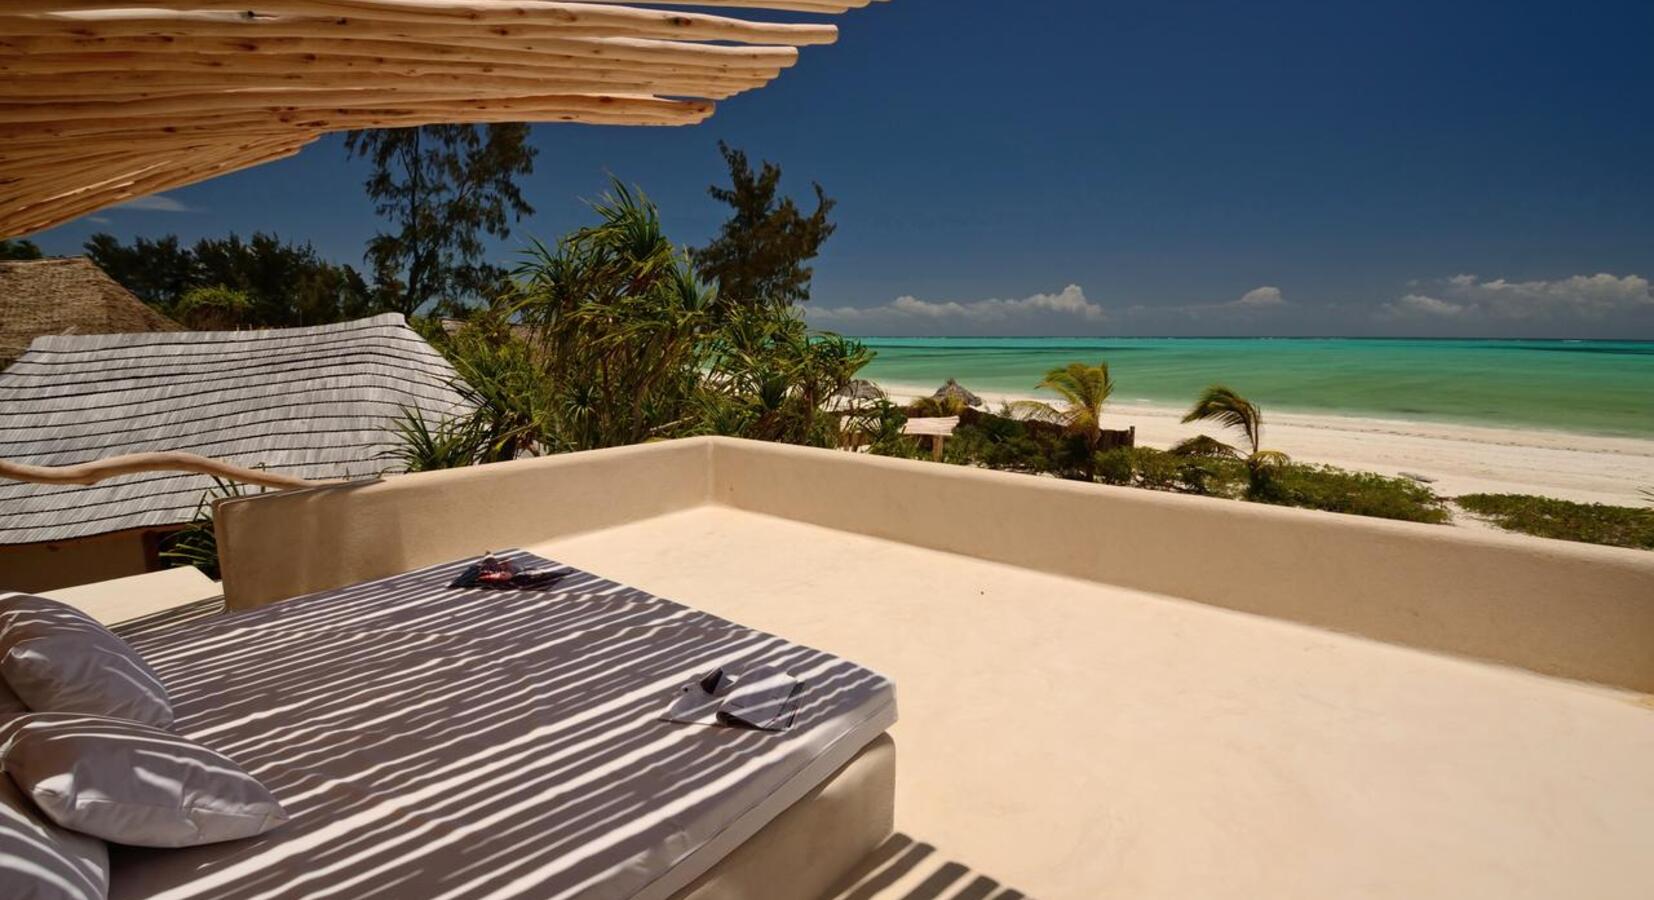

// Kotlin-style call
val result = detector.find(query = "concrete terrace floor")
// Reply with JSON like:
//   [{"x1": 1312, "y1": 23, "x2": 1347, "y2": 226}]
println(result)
[{"x1": 536, "y1": 505, "x2": 1654, "y2": 900}]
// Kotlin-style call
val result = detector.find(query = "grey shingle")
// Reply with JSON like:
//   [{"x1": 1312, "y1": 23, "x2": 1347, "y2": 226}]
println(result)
[{"x1": 0, "y1": 313, "x2": 468, "y2": 544}]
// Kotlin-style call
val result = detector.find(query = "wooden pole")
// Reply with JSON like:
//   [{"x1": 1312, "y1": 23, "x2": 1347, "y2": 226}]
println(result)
[
  {"x1": 0, "y1": 1, "x2": 879, "y2": 237},
  {"x1": 0, "y1": 453, "x2": 326, "y2": 491},
  {"x1": 0, "y1": 6, "x2": 840, "y2": 47}
]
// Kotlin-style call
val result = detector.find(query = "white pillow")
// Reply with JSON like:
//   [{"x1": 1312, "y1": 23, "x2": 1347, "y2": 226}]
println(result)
[
  {"x1": 0, "y1": 593, "x2": 172, "y2": 728},
  {"x1": 0, "y1": 770, "x2": 109, "y2": 900},
  {"x1": 4, "y1": 714, "x2": 289, "y2": 848}
]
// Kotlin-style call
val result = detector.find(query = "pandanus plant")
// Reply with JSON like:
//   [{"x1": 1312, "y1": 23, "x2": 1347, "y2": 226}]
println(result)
[{"x1": 1173, "y1": 385, "x2": 1289, "y2": 494}]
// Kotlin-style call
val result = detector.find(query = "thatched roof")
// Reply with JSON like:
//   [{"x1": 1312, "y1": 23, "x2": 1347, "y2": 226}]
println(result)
[
  {"x1": 837, "y1": 378, "x2": 886, "y2": 402},
  {"x1": 0, "y1": 312, "x2": 468, "y2": 545},
  {"x1": 932, "y1": 378, "x2": 984, "y2": 408},
  {"x1": 0, "y1": 1, "x2": 893, "y2": 237},
  {"x1": 0, "y1": 257, "x2": 182, "y2": 370}
]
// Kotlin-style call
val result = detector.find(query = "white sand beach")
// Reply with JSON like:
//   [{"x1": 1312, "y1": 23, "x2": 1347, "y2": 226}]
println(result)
[{"x1": 881, "y1": 383, "x2": 1654, "y2": 508}]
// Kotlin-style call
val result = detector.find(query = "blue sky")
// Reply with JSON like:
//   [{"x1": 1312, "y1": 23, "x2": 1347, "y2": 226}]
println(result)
[{"x1": 29, "y1": 0, "x2": 1654, "y2": 338}]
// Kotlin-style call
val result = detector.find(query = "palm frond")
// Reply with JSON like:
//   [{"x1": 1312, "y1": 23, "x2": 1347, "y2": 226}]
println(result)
[
  {"x1": 1034, "y1": 361, "x2": 1113, "y2": 443},
  {"x1": 1181, "y1": 385, "x2": 1262, "y2": 454},
  {"x1": 1250, "y1": 449, "x2": 1292, "y2": 469},
  {"x1": 1006, "y1": 399, "x2": 1064, "y2": 424},
  {"x1": 382, "y1": 406, "x2": 484, "y2": 472},
  {"x1": 1170, "y1": 434, "x2": 1241, "y2": 459}
]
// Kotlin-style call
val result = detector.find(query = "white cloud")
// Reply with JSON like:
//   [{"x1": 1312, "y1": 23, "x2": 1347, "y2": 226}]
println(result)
[
  {"x1": 1380, "y1": 273, "x2": 1651, "y2": 321},
  {"x1": 113, "y1": 193, "x2": 196, "y2": 213},
  {"x1": 1231, "y1": 286, "x2": 1286, "y2": 309},
  {"x1": 1117, "y1": 285, "x2": 1289, "y2": 322},
  {"x1": 1384, "y1": 294, "x2": 1467, "y2": 318},
  {"x1": 808, "y1": 284, "x2": 1105, "y2": 333}
]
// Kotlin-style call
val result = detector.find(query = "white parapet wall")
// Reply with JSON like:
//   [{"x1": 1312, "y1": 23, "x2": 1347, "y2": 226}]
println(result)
[{"x1": 216, "y1": 437, "x2": 1654, "y2": 691}]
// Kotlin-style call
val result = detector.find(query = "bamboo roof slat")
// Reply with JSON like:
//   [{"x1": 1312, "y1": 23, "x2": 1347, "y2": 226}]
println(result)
[{"x1": 0, "y1": 0, "x2": 887, "y2": 237}]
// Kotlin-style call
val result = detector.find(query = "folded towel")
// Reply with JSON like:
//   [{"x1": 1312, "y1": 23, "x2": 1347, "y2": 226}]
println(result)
[
  {"x1": 660, "y1": 666, "x2": 803, "y2": 732},
  {"x1": 716, "y1": 666, "x2": 802, "y2": 732},
  {"x1": 660, "y1": 667, "x2": 734, "y2": 726}
]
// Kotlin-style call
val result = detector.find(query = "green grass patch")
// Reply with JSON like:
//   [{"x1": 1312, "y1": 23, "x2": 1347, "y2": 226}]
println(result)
[
  {"x1": 1093, "y1": 450, "x2": 1448, "y2": 524},
  {"x1": 1456, "y1": 494, "x2": 1654, "y2": 550},
  {"x1": 1253, "y1": 465, "x2": 1450, "y2": 524}
]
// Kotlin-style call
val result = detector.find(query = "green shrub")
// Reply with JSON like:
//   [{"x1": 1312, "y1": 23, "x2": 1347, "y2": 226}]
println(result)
[
  {"x1": 159, "y1": 478, "x2": 261, "y2": 580},
  {"x1": 1094, "y1": 449, "x2": 1134, "y2": 485},
  {"x1": 1253, "y1": 465, "x2": 1448, "y2": 524},
  {"x1": 1457, "y1": 494, "x2": 1654, "y2": 550},
  {"x1": 1174, "y1": 457, "x2": 1240, "y2": 496},
  {"x1": 948, "y1": 418, "x2": 1055, "y2": 473},
  {"x1": 1131, "y1": 448, "x2": 1182, "y2": 490},
  {"x1": 173, "y1": 285, "x2": 254, "y2": 330},
  {"x1": 1051, "y1": 434, "x2": 1096, "y2": 481}
]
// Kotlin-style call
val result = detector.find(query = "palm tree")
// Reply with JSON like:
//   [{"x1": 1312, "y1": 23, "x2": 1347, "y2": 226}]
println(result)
[
  {"x1": 1013, "y1": 361, "x2": 1115, "y2": 450},
  {"x1": 1173, "y1": 385, "x2": 1289, "y2": 493}
]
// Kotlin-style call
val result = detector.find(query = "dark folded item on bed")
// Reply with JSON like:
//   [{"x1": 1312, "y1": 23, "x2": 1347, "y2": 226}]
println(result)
[{"x1": 447, "y1": 553, "x2": 568, "y2": 590}]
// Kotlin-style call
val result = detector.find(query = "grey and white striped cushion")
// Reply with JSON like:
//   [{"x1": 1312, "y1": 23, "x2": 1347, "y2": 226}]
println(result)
[
  {"x1": 0, "y1": 593, "x2": 172, "y2": 728},
  {"x1": 0, "y1": 768, "x2": 109, "y2": 900},
  {"x1": 4, "y1": 714, "x2": 288, "y2": 849}
]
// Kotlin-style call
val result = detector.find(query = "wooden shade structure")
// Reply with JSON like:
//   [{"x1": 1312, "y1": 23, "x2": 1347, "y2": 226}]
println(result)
[{"x1": 0, "y1": 0, "x2": 886, "y2": 238}]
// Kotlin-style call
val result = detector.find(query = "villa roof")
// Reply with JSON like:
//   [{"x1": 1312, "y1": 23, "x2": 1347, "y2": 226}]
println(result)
[
  {"x1": 0, "y1": 312, "x2": 468, "y2": 545},
  {"x1": 0, "y1": 1, "x2": 891, "y2": 237},
  {"x1": 0, "y1": 257, "x2": 183, "y2": 370}
]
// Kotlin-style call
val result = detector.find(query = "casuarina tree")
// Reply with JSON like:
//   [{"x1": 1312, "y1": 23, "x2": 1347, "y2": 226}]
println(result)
[
  {"x1": 345, "y1": 124, "x2": 537, "y2": 317},
  {"x1": 691, "y1": 141, "x2": 835, "y2": 311}
]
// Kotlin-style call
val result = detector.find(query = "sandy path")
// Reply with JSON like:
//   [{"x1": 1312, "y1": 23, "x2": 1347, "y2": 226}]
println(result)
[{"x1": 881, "y1": 382, "x2": 1654, "y2": 507}]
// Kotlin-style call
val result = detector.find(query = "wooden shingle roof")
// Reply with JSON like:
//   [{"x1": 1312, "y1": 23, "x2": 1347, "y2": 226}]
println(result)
[
  {"x1": 0, "y1": 257, "x2": 183, "y2": 369},
  {"x1": 0, "y1": 312, "x2": 468, "y2": 544}
]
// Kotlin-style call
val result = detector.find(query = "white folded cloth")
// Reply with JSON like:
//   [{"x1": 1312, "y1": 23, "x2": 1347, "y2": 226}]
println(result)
[{"x1": 660, "y1": 665, "x2": 803, "y2": 732}]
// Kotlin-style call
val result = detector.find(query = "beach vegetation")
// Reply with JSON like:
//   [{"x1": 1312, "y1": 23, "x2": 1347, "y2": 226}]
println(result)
[
  {"x1": 846, "y1": 401, "x2": 927, "y2": 459},
  {"x1": 507, "y1": 183, "x2": 711, "y2": 449},
  {"x1": 907, "y1": 393, "x2": 971, "y2": 417},
  {"x1": 159, "y1": 477, "x2": 260, "y2": 580},
  {"x1": 345, "y1": 124, "x2": 537, "y2": 317},
  {"x1": 1456, "y1": 494, "x2": 1654, "y2": 549},
  {"x1": 385, "y1": 408, "x2": 488, "y2": 472},
  {"x1": 1254, "y1": 465, "x2": 1448, "y2": 523},
  {"x1": 173, "y1": 285, "x2": 254, "y2": 330},
  {"x1": 946, "y1": 412, "x2": 1049, "y2": 473},
  {"x1": 1175, "y1": 385, "x2": 1289, "y2": 495},
  {"x1": 1010, "y1": 362, "x2": 1116, "y2": 452},
  {"x1": 412, "y1": 179, "x2": 871, "y2": 461},
  {"x1": 0, "y1": 238, "x2": 42, "y2": 260},
  {"x1": 943, "y1": 408, "x2": 1099, "y2": 480},
  {"x1": 691, "y1": 141, "x2": 836, "y2": 311},
  {"x1": 1091, "y1": 447, "x2": 1241, "y2": 495},
  {"x1": 1092, "y1": 446, "x2": 1447, "y2": 521},
  {"x1": 85, "y1": 231, "x2": 382, "y2": 326},
  {"x1": 444, "y1": 322, "x2": 556, "y2": 461}
]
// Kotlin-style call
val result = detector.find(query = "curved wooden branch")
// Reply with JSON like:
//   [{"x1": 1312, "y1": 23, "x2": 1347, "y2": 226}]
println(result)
[{"x1": 0, "y1": 452, "x2": 325, "y2": 490}]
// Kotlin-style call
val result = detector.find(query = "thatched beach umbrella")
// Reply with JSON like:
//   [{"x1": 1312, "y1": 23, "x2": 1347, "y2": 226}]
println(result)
[
  {"x1": 838, "y1": 379, "x2": 887, "y2": 402},
  {"x1": 932, "y1": 378, "x2": 984, "y2": 408}
]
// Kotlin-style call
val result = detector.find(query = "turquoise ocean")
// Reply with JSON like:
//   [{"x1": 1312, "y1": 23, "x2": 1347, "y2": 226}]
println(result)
[{"x1": 857, "y1": 338, "x2": 1654, "y2": 439}]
